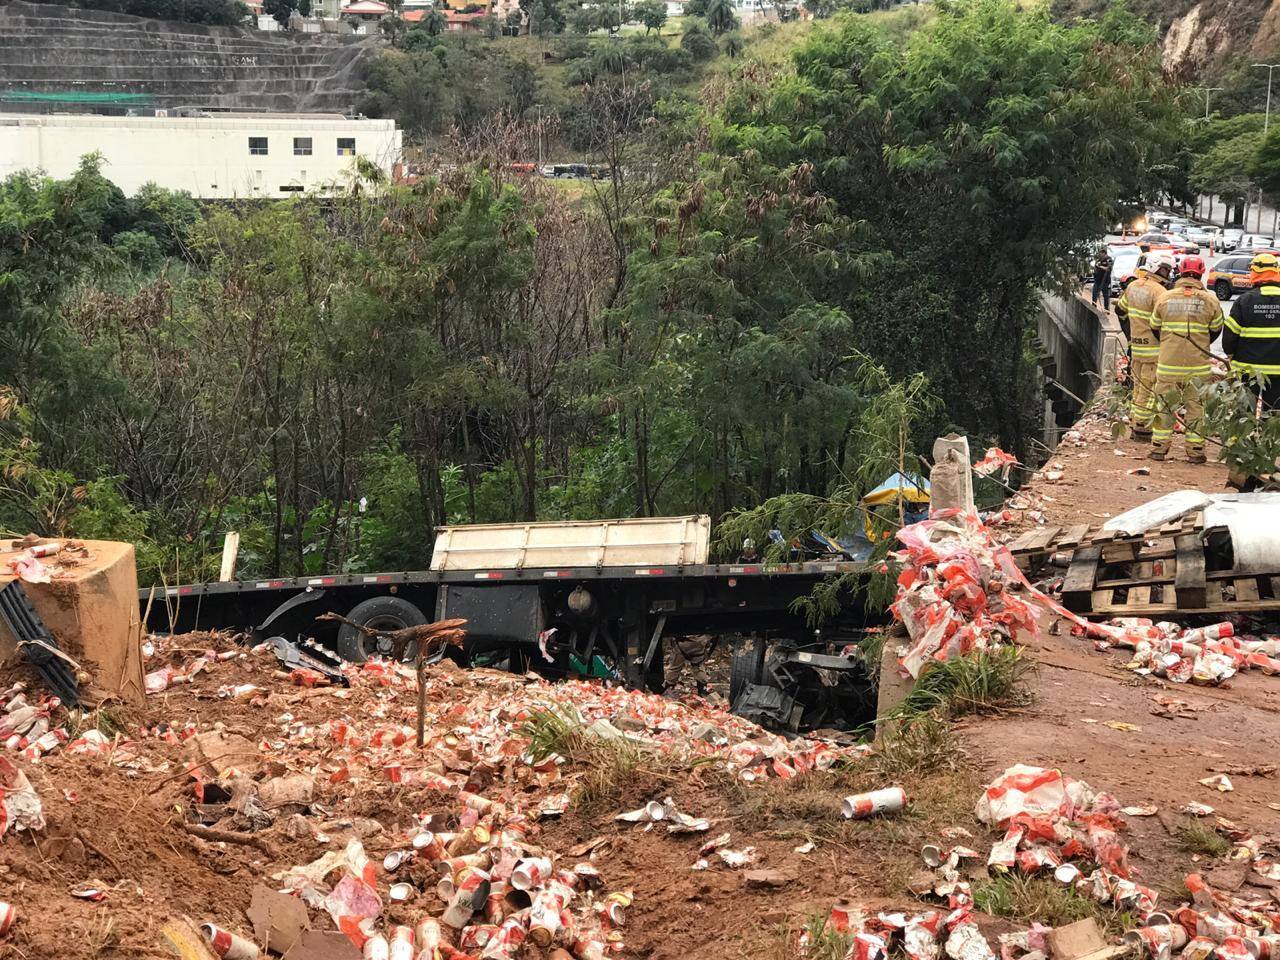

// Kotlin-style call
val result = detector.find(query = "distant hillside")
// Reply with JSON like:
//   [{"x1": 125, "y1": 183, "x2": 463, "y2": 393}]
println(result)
[{"x1": 1053, "y1": 0, "x2": 1280, "y2": 74}]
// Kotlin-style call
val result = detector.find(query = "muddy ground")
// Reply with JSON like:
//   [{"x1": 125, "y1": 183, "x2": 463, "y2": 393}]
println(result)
[{"x1": 2, "y1": 414, "x2": 1278, "y2": 960}]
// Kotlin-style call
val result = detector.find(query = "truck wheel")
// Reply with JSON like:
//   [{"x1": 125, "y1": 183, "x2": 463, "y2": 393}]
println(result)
[
  {"x1": 729, "y1": 636, "x2": 766, "y2": 705},
  {"x1": 335, "y1": 596, "x2": 428, "y2": 663},
  {"x1": 1215, "y1": 279, "x2": 1232, "y2": 300}
]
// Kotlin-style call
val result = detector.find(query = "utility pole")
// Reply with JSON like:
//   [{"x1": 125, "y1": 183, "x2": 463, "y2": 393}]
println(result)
[
  {"x1": 1253, "y1": 64, "x2": 1280, "y2": 232},
  {"x1": 1194, "y1": 85, "x2": 1223, "y2": 121}
]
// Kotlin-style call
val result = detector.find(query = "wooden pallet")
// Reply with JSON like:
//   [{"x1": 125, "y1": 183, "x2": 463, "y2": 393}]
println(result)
[
  {"x1": 1008, "y1": 513, "x2": 1204, "y2": 571},
  {"x1": 1058, "y1": 527, "x2": 1280, "y2": 615}
]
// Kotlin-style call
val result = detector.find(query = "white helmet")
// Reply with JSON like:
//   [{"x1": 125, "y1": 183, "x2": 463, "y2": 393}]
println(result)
[{"x1": 1148, "y1": 252, "x2": 1176, "y2": 274}]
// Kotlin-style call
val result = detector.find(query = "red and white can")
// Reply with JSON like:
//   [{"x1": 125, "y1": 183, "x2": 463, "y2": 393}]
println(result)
[
  {"x1": 851, "y1": 932, "x2": 888, "y2": 960},
  {"x1": 363, "y1": 935, "x2": 390, "y2": 960},
  {"x1": 201, "y1": 923, "x2": 261, "y2": 960},
  {"x1": 389, "y1": 926, "x2": 414, "y2": 960},
  {"x1": 443, "y1": 868, "x2": 491, "y2": 929},
  {"x1": 384, "y1": 763, "x2": 404, "y2": 784},
  {"x1": 1181, "y1": 938, "x2": 1217, "y2": 960},
  {"x1": 0, "y1": 901, "x2": 15, "y2": 936},
  {"x1": 841, "y1": 787, "x2": 906, "y2": 820},
  {"x1": 414, "y1": 918, "x2": 447, "y2": 958},
  {"x1": 479, "y1": 915, "x2": 528, "y2": 959},
  {"x1": 510, "y1": 856, "x2": 553, "y2": 891},
  {"x1": 1123, "y1": 925, "x2": 1189, "y2": 960},
  {"x1": 1182, "y1": 623, "x2": 1234, "y2": 643},
  {"x1": 413, "y1": 832, "x2": 447, "y2": 861}
]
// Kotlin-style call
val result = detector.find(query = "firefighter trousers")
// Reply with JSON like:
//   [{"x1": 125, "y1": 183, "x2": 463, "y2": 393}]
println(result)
[
  {"x1": 1130, "y1": 357, "x2": 1158, "y2": 432},
  {"x1": 1151, "y1": 375, "x2": 1207, "y2": 455}
]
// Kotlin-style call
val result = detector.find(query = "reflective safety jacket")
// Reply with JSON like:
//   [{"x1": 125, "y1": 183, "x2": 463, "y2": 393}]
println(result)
[
  {"x1": 1151, "y1": 278, "x2": 1223, "y2": 379},
  {"x1": 1224, "y1": 282, "x2": 1280, "y2": 378},
  {"x1": 1116, "y1": 271, "x2": 1164, "y2": 360}
]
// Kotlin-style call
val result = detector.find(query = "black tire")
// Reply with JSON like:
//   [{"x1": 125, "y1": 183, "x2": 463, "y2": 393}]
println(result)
[
  {"x1": 1215, "y1": 279, "x2": 1232, "y2": 301},
  {"x1": 335, "y1": 596, "x2": 428, "y2": 663},
  {"x1": 729, "y1": 636, "x2": 766, "y2": 705}
]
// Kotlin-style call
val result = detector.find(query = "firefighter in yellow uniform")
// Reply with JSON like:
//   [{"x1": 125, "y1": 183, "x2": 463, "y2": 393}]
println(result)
[
  {"x1": 1115, "y1": 253, "x2": 1173, "y2": 440},
  {"x1": 1148, "y1": 256, "x2": 1222, "y2": 463}
]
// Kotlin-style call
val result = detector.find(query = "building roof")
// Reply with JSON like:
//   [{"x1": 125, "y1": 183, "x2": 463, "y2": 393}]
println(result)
[
  {"x1": 444, "y1": 9, "x2": 483, "y2": 20},
  {"x1": 402, "y1": 9, "x2": 425, "y2": 19},
  {"x1": 341, "y1": 0, "x2": 391, "y2": 13}
]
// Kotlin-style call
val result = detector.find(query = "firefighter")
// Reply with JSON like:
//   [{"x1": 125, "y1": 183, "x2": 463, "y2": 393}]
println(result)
[
  {"x1": 1221, "y1": 251, "x2": 1280, "y2": 488},
  {"x1": 1224, "y1": 251, "x2": 1280, "y2": 408},
  {"x1": 1148, "y1": 255, "x2": 1222, "y2": 463},
  {"x1": 1115, "y1": 252, "x2": 1173, "y2": 441}
]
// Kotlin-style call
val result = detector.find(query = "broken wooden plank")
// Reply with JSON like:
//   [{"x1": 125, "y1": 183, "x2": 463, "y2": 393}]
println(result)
[
  {"x1": 1235, "y1": 578, "x2": 1261, "y2": 603},
  {"x1": 1059, "y1": 524, "x2": 1091, "y2": 547},
  {"x1": 1174, "y1": 534, "x2": 1206, "y2": 610},
  {"x1": 1062, "y1": 545, "x2": 1102, "y2": 612}
]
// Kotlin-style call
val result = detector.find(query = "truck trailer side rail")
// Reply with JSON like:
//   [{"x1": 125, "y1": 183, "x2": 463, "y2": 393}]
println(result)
[{"x1": 138, "y1": 560, "x2": 870, "y2": 602}]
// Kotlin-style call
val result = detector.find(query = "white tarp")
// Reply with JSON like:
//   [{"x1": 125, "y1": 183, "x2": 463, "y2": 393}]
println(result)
[
  {"x1": 1205, "y1": 492, "x2": 1280, "y2": 573},
  {"x1": 1102, "y1": 489, "x2": 1212, "y2": 536}
]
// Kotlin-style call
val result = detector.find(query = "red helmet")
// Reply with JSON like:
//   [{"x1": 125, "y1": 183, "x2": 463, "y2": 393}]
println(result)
[{"x1": 1180, "y1": 255, "x2": 1207, "y2": 277}]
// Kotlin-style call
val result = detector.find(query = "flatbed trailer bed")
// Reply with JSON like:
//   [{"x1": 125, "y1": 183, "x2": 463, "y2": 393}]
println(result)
[{"x1": 140, "y1": 559, "x2": 873, "y2": 691}]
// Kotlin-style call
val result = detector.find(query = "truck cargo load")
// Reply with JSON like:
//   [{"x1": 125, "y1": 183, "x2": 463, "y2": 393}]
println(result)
[{"x1": 428, "y1": 515, "x2": 712, "y2": 572}]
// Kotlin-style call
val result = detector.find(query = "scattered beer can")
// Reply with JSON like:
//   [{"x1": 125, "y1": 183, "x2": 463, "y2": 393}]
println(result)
[
  {"x1": 201, "y1": 922, "x2": 261, "y2": 960},
  {"x1": 389, "y1": 926, "x2": 414, "y2": 960},
  {"x1": 388, "y1": 882, "x2": 415, "y2": 902},
  {"x1": 363, "y1": 933, "x2": 390, "y2": 960},
  {"x1": 384, "y1": 850, "x2": 414, "y2": 872},
  {"x1": 841, "y1": 787, "x2": 906, "y2": 820},
  {"x1": 1124, "y1": 925, "x2": 1189, "y2": 960},
  {"x1": 0, "y1": 901, "x2": 15, "y2": 936},
  {"x1": 510, "y1": 856, "x2": 553, "y2": 891}
]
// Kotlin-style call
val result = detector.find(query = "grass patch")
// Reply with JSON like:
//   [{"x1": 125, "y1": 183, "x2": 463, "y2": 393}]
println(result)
[
  {"x1": 972, "y1": 874, "x2": 1136, "y2": 933},
  {"x1": 797, "y1": 911, "x2": 854, "y2": 960},
  {"x1": 1177, "y1": 822, "x2": 1231, "y2": 858},
  {"x1": 873, "y1": 710, "x2": 957, "y2": 777},
  {"x1": 520, "y1": 704, "x2": 589, "y2": 760},
  {"x1": 519, "y1": 702, "x2": 663, "y2": 815},
  {"x1": 889, "y1": 646, "x2": 1034, "y2": 721}
]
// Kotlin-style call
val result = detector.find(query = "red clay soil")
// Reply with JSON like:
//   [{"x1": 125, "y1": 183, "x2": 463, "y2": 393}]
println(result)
[
  {"x1": 966, "y1": 410, "x2": 1280, "y2": 901},
  {"x1": 2, "y1": 414, "x2": 1276, "y2": 960}
]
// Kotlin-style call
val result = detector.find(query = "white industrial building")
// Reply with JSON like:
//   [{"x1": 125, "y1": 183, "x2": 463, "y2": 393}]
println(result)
[{"x1": 0, "y1": 112, "x2": 402, "y2": 199}]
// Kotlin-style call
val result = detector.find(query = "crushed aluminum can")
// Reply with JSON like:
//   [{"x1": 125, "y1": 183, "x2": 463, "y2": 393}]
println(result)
[
  {"x1": 442, "y1": 868, "x2": 491, "y2": 929},
  {"x1": 1124, "y1": 925, "x2": 1189, "y2": 960},
  {"x1": 384, "y1": 850, "x2": 414, "y2": 872},
  {"x1": 414, "y1": 918, "x2": 446, "y2": 956},
  {"x1": 1015, "y1": 845, "x2": 1060, "y2": 874},
  {"x1": 480, "y1": 914, "x2": 528, "y2": 958},
  {"x1": 1197, "y1": 913, "x2": 1248, "y2": 942},
  {"x1": 945, "y1": 921, "x2": 995, "y2": 960},
  {"x1": 1244, "y1": 936, "x2": 1280, "y2": 960},
  {"x1": 412, "y1": 831, "x2": 447, "y2": 860},
  {"x1": 389, "y1": 926, "x2": 414, "y2": 960},
  {"x1": 202, "y1": 923, "x2": 261, "y2": 960},
  {"x1": 388, "y1": 883, "x2": 414, "y2": 902},
  {"x1": 904, "y1": 913, "x2": 942, "y2": 960},
  {"x1": 615, "y1": 800, "x2": 665, "y2": 823},
  {"x1": 600, "y1": 891, "x2": 632, "y2": 928},
  {"x1": 510, "y1": 856, "x2": 553, "y2": 890},
  {"x1": 459, "y1": 924, "x2": 498, "y2": 952},
  {"x1": 841, "y1": 787, "x2": 906, "y2": 820},
  {"x1": 0, "y1": 901, "x2": 14, "y2": 936},
  {"x1": 852, "y1": 932, "x2": 888, "y2": 960},
  {"x1": 1053, "y1": 863, "x2": 1081, "y2": 885},
  {"x1": 362, "y1": 934, "x2": 389, "y2": 960},
  {"x1": 1181, "y1": 938, "x2": 1217, "y2": 960},
  {"x1": 1219, "y1": 939, "x2": 1254, "y2": 960}
]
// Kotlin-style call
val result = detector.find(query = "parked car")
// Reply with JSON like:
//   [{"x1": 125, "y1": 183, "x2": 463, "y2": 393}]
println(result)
[
  {"x1": 1205, "y1": 250, "x2": 1280, "y2": 300},
  {"x1": 1221, "y1": 228, "x2": 1244, "y2": 251},
  {"x1": 1165, "y1": 233, "x2": 1201, "y2": 254},
  {"x1": 1186, "y1": 224, "x2": 1220, "y2": 246},
  {"x1": 1240, "y1": 234, "x2": 1276, "y2": 251},
  {"x1": 1109, "y1": 245, "x2": 1143, "y2": 298}
]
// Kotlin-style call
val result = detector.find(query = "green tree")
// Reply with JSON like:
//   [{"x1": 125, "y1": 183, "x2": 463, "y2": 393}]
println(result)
[
  {"x1": 633, "y1": 0, "x2": 665, "y2": 33},
  {"x1": 680, "y1": 19, "x2": 717, "y2": 59},
  {"x1": 703, "y1": 0, "x2": 735, "y2": 34},
  {"x1": 263, "y1": 0, "x2": 301, "y2": 27},
  {"x1": 1192, "y1": 131, "x2": 1262, "y2": 208},
  {"x1": 568, "y1": 3, "x2": 599, "y2": 32},
  {"x1": 720, "y1": 29, "x2": 742, "y2": 56},
  {"x1": 716, "y1": 0, "x2": 1181, "y2": 454},
  {"x1": 424, "y1": 7, "x2": 447, "y2": 33},
  {"x1": 1249, "y1": 128, "x2": 1280, "y2": 200},
  {"x1": 477, "y1": 12, "x2": 501, "y2": 36}
]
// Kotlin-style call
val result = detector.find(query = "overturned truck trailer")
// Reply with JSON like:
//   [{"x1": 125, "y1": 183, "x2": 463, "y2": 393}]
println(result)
[{"x1": 141, "y1": 515, "x2": 880, "y2": 728}]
